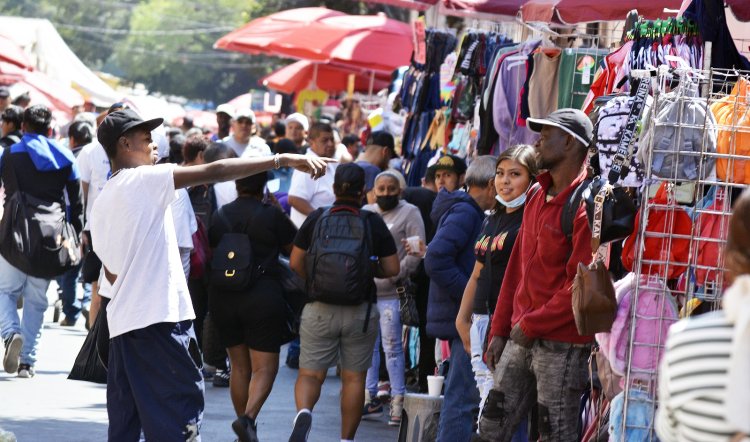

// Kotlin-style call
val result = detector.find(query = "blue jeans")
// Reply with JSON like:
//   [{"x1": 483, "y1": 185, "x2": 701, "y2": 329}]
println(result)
[
  {"x1": 55, "y1": 264, "x2": 88, "y2": 321},
  {"x1": 366, "y1": 299, "x2": 406, "y2": 397},
  {"x1": 436, "y1": 337, "x2": 480, "y2": 442},
  {"x1": 0, "y1": 253, "x2": 52, "y2": 366}
]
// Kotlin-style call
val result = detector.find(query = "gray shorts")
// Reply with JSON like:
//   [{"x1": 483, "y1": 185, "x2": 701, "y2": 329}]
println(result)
[{"x1": 299, "y1": 301, "x2": 379, "y2": 373}]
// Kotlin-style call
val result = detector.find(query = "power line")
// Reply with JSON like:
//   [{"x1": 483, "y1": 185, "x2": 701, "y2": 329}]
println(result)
[{"x1": 54, "y1": 22, "x2": 234, "y2": 36}]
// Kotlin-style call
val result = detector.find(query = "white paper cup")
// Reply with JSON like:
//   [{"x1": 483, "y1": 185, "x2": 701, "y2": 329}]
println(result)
[
  {"x1": 427, "y1": 375, "x2": 444, "y2": 397},
  {"x1": 406, "y1": 235, "x2": 421, "y2": 253}
]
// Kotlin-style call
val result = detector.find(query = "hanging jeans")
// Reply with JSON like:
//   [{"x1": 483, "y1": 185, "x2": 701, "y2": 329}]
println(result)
[{"x1": 365, "y1": 299, "x2": 406, "y2": 398}]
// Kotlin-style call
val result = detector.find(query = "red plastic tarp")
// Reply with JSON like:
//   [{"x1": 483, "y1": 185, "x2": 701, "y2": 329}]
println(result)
[
  {"x1": 214, "y1": 7, "x2": 346, "y2": 55},
  {"x1": 261, "y1": 60, "x2": 390, "y2": 94},
  {"x1": 726, "y1": 0, "x2": 750, "y2": 21}
]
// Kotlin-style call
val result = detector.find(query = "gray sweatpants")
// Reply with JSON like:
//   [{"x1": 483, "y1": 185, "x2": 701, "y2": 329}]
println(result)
[{"x1": 477, "y1": 339, "x2": 590, "y2": 441}]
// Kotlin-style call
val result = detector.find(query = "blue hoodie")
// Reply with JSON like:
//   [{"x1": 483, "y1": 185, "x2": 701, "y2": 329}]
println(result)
[{"x1": 424, "y1": 189, "x2": 485, "y2": 340}]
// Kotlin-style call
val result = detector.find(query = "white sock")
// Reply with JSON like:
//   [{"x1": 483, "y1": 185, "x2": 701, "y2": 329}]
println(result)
[
  {"x1": 296, "y1": 408, "x2": 312, "y2": 420},
  {"x1": 341, "y1": 439, "x2": 354, "y2": 442}
]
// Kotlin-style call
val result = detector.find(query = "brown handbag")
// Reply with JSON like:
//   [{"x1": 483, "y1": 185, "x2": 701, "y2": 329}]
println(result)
[{"x1": 571, "y1": 185, "x2": 618, "y2": 336}]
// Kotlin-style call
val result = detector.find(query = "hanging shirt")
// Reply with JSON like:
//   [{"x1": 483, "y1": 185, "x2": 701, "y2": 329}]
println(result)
[{"x1": 528, "y1": 49, "x2": 562, "y2": 118}]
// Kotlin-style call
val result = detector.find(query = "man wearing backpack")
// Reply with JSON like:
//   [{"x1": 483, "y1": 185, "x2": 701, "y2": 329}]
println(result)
[
  {"x1": 0, "y1": 105, "x2": 84, "y2": 379},
  {"x1": 477, "y1": 109, "x2": 594, "y2": 441},
  {"x1": 288, "y1": 163, "x2": 400, "y2": 442}
]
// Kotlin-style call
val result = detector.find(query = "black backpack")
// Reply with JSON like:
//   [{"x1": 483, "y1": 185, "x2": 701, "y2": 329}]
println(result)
[
  {"x1": 0, "y1": 151, "x2": 81, "y2": 278},
  {"x1": 209, "y1": 207, "x2": 259, "y2": 291},
  {"x1": 304, "y1": 206, "x2": 375, "y2": 306}
]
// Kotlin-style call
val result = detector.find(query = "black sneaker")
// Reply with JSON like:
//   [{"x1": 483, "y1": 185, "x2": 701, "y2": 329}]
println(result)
[
  {"x1": 213, "y1": 369, "x2": 230, "y2": 387},
  {"x1": 361, "y1": 399, "x2": 384, "y2": 420},
  {"x1": 232, "y1": 415, "x2": 259, "y2": 442},
  {"x1": 288, "y1": 410, "x2": 312, "y2": 442},
  {"x1": 3, "y1": 333, "x2": 23, "y2": 374},
  {"x1": 17, "y1": 363, "x2": 34, "y2": 378}
]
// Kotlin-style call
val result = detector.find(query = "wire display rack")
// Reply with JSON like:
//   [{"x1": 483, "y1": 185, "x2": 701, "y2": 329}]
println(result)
[{"x1": 616, "y1": 66, "x2": 750, "y2": 440}]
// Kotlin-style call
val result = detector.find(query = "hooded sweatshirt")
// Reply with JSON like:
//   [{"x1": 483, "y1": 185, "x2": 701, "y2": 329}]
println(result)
[
  {"x1": 0, "y1": 133, "x2": 83, "y2": 235},
  {"x1": 424, "y1": 189, "x2": 485, "y2": 340},
  {"x1": 364, "y1": 200, "x2": 426, "y2": 301}
]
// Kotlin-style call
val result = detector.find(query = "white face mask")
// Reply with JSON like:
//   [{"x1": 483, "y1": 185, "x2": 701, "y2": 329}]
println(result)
[
  {"x1": 496, "y1": 192, "x2": 526, "y2": 209},
  {"x1": 495, "y1": 182, "x2": 532, "y2": 209}
]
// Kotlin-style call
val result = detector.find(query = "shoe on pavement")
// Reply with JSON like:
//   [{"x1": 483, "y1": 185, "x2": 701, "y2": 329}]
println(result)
[
  {"x1": 376, "y1": 380, "x2": 391, "y2": 401},
  {"x1": 82, "y1": 308, "x2": 91, "y2": 331},
  {"x1": 60, "y1": 317, "x2": 77, "y2": 327},
  {"x1": 361, "y1": 398, "x2": 383, "y2": 420},
  {"x1": 3, "y1": 333, "x2": 23, "y2": 374},
  {"x1": 213, "y1": 369, "x2": 230, "y2": 387},
  {"x1": 17, "y1": 363, "x2": 34, "y2": 378},
  {"x1": 232, "y1": 415, "x2": 259, "y2": 442},
  {"x1": 288, "y1": 410, "x2": 312, "y2": 442},
  {"x1": 389, "y1": 395, "x2": 404, "y2": 426}
]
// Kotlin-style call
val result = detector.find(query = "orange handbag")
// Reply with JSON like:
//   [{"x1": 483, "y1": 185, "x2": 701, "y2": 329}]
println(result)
[{"x1": 622, "y1": 182, "x2": 692, "y2": 280}]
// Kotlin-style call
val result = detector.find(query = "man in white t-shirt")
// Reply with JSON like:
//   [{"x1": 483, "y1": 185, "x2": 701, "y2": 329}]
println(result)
[
  {"x1": 287, "y1": 122, "x2": 339, "y2": 228},
  {"x1": 222, "y1": 108, "x2": 271, "y2": 158},
  {"x1": 90, "y1": 109, "x2": 332, "y2": 441}
]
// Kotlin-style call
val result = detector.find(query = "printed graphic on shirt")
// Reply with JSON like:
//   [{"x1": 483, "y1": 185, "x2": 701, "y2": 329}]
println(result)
[{"x1": 474, "y1": 231, "x2": 508, "y2": 257}]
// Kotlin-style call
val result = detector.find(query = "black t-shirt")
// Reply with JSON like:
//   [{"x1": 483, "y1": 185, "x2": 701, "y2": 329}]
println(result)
[
  {"x1": 472, "y1": 207, "x2": 523, "y2": 315},
  {"x1": 294, "y1": 201, "x2": 398, "y2": 258},
  {"x1": 209, "y1": 196, "x2": 297, "y2": 275}
]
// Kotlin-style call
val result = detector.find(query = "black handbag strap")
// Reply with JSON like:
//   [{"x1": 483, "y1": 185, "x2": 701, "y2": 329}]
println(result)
[{"x1": 606, "y1": 77, "x2": 650, "y2": 185}]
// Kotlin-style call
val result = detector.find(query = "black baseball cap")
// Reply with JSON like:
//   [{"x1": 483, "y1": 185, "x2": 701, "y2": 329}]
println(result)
[
  {"x1": 334, "y1": 162, "x2": 366, "y2": 195},
  {"x1": 366, "y1": 131, "x2": 396, "y2": 158},
  {"x1": 527, "y1": 108, "x2": 593, "y2": 146},
  {"x1": 97, "y1": 108, "x2": 163, "y2": 152},
  {"x1": 428, "y1": 154, "x2": 467, "y2": 176},
  {"x1": 0, "y1": 86, "x2": 9, "y2": 99}
]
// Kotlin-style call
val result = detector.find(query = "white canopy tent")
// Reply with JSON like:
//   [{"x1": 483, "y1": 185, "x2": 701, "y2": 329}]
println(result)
[{"x1": 0, "y1": 16, "x2": 121, "y2": 107}]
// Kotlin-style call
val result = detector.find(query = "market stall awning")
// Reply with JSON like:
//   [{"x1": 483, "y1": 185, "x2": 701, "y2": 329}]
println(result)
[
  {"x1": 216, "y1": 10, "x2": 413, "y2": 75},
  {"x1": 261, "y1": 60, "x2": 390, "y2": 95},
  {"x1": 724, "y1": 0, "x2": 749, "y2": 21},
  {"x1": 0, "y1": 61, "x2": 84, "y2": 112},
  {"x1": 523, "y1": 0, "x2": 683, "y2": 23},
  {"x1": 0, "y1": 35, "x2": 32, "y2": 70},
  {"x1": 214, "y1": 7, "x2": 347, "y2": 55}
]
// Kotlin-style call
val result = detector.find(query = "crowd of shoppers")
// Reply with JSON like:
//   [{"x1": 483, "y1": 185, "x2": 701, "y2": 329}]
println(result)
[{"x1": 1, "y1": 99, "x2": 746, "y2": 442}]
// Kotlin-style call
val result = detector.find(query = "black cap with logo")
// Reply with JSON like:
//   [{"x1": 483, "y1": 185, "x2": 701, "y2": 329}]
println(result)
[{"x1": 97, "y1": 108, "x2": 163, "y2": 152}]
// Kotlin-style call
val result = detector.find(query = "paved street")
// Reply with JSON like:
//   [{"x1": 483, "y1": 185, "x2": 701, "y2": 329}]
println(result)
[{"x1": 0, "y1": 288, "x2": 399, "y2": 441}]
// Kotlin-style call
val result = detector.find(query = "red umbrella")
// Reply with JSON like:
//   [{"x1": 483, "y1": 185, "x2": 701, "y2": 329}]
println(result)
[
  {"x1": 262, "y1": 60, "x2": 391, "y2": 95},
  {"x1": 0, "y1": 35, "x2": 33, "y2": 70},
  {"x1": 214, "y1": 7, "x2": 347, "y2": 55},
  {"x1": 217, "y1": 10, "x2": 413, "y2": 75},
  {"x1": 362, "y1": 0, "x2": 438, "y2": 10}
]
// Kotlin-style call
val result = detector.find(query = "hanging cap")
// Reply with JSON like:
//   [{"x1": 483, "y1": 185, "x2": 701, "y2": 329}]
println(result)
[{"x1": 527, "y1": 108, "x2": 593, "y2": 146}]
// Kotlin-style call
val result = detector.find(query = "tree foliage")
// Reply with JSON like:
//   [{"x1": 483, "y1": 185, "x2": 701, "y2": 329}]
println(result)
[{"x1": 0, "y1": 0, "x2": 411, "y2": 102}]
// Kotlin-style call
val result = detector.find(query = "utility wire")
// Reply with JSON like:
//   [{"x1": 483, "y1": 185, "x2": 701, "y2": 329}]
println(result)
[{"x1": 55, "y1": 22, "x2": 235, "y2": 35}]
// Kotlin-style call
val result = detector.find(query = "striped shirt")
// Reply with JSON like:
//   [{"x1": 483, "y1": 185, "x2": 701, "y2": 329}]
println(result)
[{"x1": 656, "y1": 311, "x2": 746, "y2": 442}]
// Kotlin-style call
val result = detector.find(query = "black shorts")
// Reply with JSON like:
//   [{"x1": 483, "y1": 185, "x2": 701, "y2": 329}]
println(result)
[{"x1": 208, "y1": 277, "x2": 291, "y2": 353}]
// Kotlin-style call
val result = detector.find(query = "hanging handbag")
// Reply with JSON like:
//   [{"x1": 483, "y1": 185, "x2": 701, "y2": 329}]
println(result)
[
  {"x1": 572, "y1": 184, "x2": 618, "y2": 336},
  {"x1": 397, "y1": 277, "x2": 420, "y2": 327},
  {"x1": 582, "y1": 77, "x2": 650, "y2": 246}
]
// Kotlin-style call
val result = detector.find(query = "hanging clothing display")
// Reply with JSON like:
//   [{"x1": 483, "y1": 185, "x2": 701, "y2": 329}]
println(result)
[{"x1": 627, "y1": 17, "x2": 703, "y2": 71}]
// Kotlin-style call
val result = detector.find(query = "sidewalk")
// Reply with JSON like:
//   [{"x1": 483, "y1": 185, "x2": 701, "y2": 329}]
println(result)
[{"x1": 0, "y1": 288, "x2": 399, "y2": 441}]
